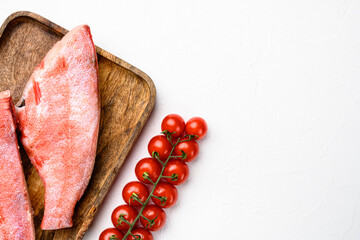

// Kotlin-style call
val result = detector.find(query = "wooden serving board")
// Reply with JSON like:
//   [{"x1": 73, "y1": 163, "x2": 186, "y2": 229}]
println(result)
[{"x1": 0, "y1": 11, "x2": 156, "y2": 239}]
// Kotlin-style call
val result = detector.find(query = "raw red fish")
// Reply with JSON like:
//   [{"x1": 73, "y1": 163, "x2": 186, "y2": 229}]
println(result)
[
  {"x1": 16, "y1": 25, "x2": 100, "y2": 230},
  {"x1": 0, "y1": 90, "x2": 35, "y2": 239}
]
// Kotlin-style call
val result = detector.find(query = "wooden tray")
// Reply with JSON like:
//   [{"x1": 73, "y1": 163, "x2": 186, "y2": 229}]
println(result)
[{"x1": 0, "y1": 11, "x2": 156, "y2": 239}]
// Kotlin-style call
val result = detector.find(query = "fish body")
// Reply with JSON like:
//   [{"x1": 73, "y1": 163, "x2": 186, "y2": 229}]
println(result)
[
  {"x1": 16, "y1": 25, "x2": 100, "y2": 230},
  {"x1": 0, "y1": 90, "x2": 35, "y2": 239}
]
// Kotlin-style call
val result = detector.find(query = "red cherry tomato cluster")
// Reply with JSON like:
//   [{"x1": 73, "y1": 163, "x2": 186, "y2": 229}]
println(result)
[{"x1": 99, "y1": 114, "x2": 207, "y2": 240}]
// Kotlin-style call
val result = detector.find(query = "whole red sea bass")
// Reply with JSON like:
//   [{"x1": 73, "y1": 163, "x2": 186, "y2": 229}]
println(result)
[
  {"x1": 0, "y1": 90, "x2": 35, "y2": 239},
  {"x1": 16, "y1": 25, "x2": 100, "y2": 230}
]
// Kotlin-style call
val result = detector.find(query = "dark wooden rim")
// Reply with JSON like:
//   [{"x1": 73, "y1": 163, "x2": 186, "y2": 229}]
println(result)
[{"x1": 0, "y1": 11, "x2": 156, "y2": 239}]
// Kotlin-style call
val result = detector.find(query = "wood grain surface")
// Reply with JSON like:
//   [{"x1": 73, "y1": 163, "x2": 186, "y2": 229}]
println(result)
[{"x1": 0, "y1": 11, "x2": 156, "y2": 240}]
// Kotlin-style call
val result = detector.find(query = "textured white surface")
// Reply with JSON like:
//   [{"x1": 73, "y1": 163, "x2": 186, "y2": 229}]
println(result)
[{"x1": 1, "y1": 0, "x2": 360, "y2": 239}]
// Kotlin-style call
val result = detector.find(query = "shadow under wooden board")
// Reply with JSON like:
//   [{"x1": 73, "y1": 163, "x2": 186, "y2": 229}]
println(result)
[{"x1": 0, "y1": 11, "x2": 156, "y2": 239}]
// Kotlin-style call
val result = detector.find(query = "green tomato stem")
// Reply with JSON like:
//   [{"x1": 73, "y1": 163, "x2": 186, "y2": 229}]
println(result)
[
  {"x1": 130, "y1": 193, "x2": 144, "y2": 206},
  {"x1": 153, "y1": 153, "x2": 165, "y2": 166},
  {"x1": 143, "y1": 173, "x2": 155, "y2": 185},
  {"x1": 122, "y1": 138, "x2": 180, "y2": 240}
]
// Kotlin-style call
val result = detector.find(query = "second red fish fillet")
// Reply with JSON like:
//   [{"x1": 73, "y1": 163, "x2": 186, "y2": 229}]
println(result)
[
  {"x1": 16, "y1": 25, "x2": 100, "y2": 230},
  {"x1": 0, "y1": 90, "x2": 35, "y2": 239}
]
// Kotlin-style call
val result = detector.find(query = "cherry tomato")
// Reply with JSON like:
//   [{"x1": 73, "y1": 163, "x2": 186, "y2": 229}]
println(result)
[
  {"x1": 122, "y1": 181, "x2": 150, "y2": 207},
  {"x1": 151, "y1": 182, "x2": 178, "y2": 208},
  {"x1": 148, "y1": 135, "x2": 172, "y2": 161},
  {"x1": 99, "y1": 228, "x2": 124, "y2": 240},
  {"x1": 140, "y1": 205, "x2": 166, "y2": 231},
  {"x1": 163, "y1": 158, "x2": 189, "y2": 185},
  {"x1": 185, "y1": 117, "x2": 208, "y2": 140},
  {"x1": 174, "y1": 138, "x2": 199, "y2": 162},
  {"x1": 111, "y1": 205, "x2": 138, "y2": 231},
  {"x1": 127, "y1": 227, "x2": 153, "y2": 240},
  {"x1": 135, "y1": 158, "x2": 162, "y2": 184},
  {"x1": 161, "y1": 114, "x2": 185, "y2": 138}
]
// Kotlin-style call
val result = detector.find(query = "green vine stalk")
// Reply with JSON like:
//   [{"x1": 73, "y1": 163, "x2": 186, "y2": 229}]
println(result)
[{"x1": 120, "y1": 133, "x2": 192, "y2": 240}]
